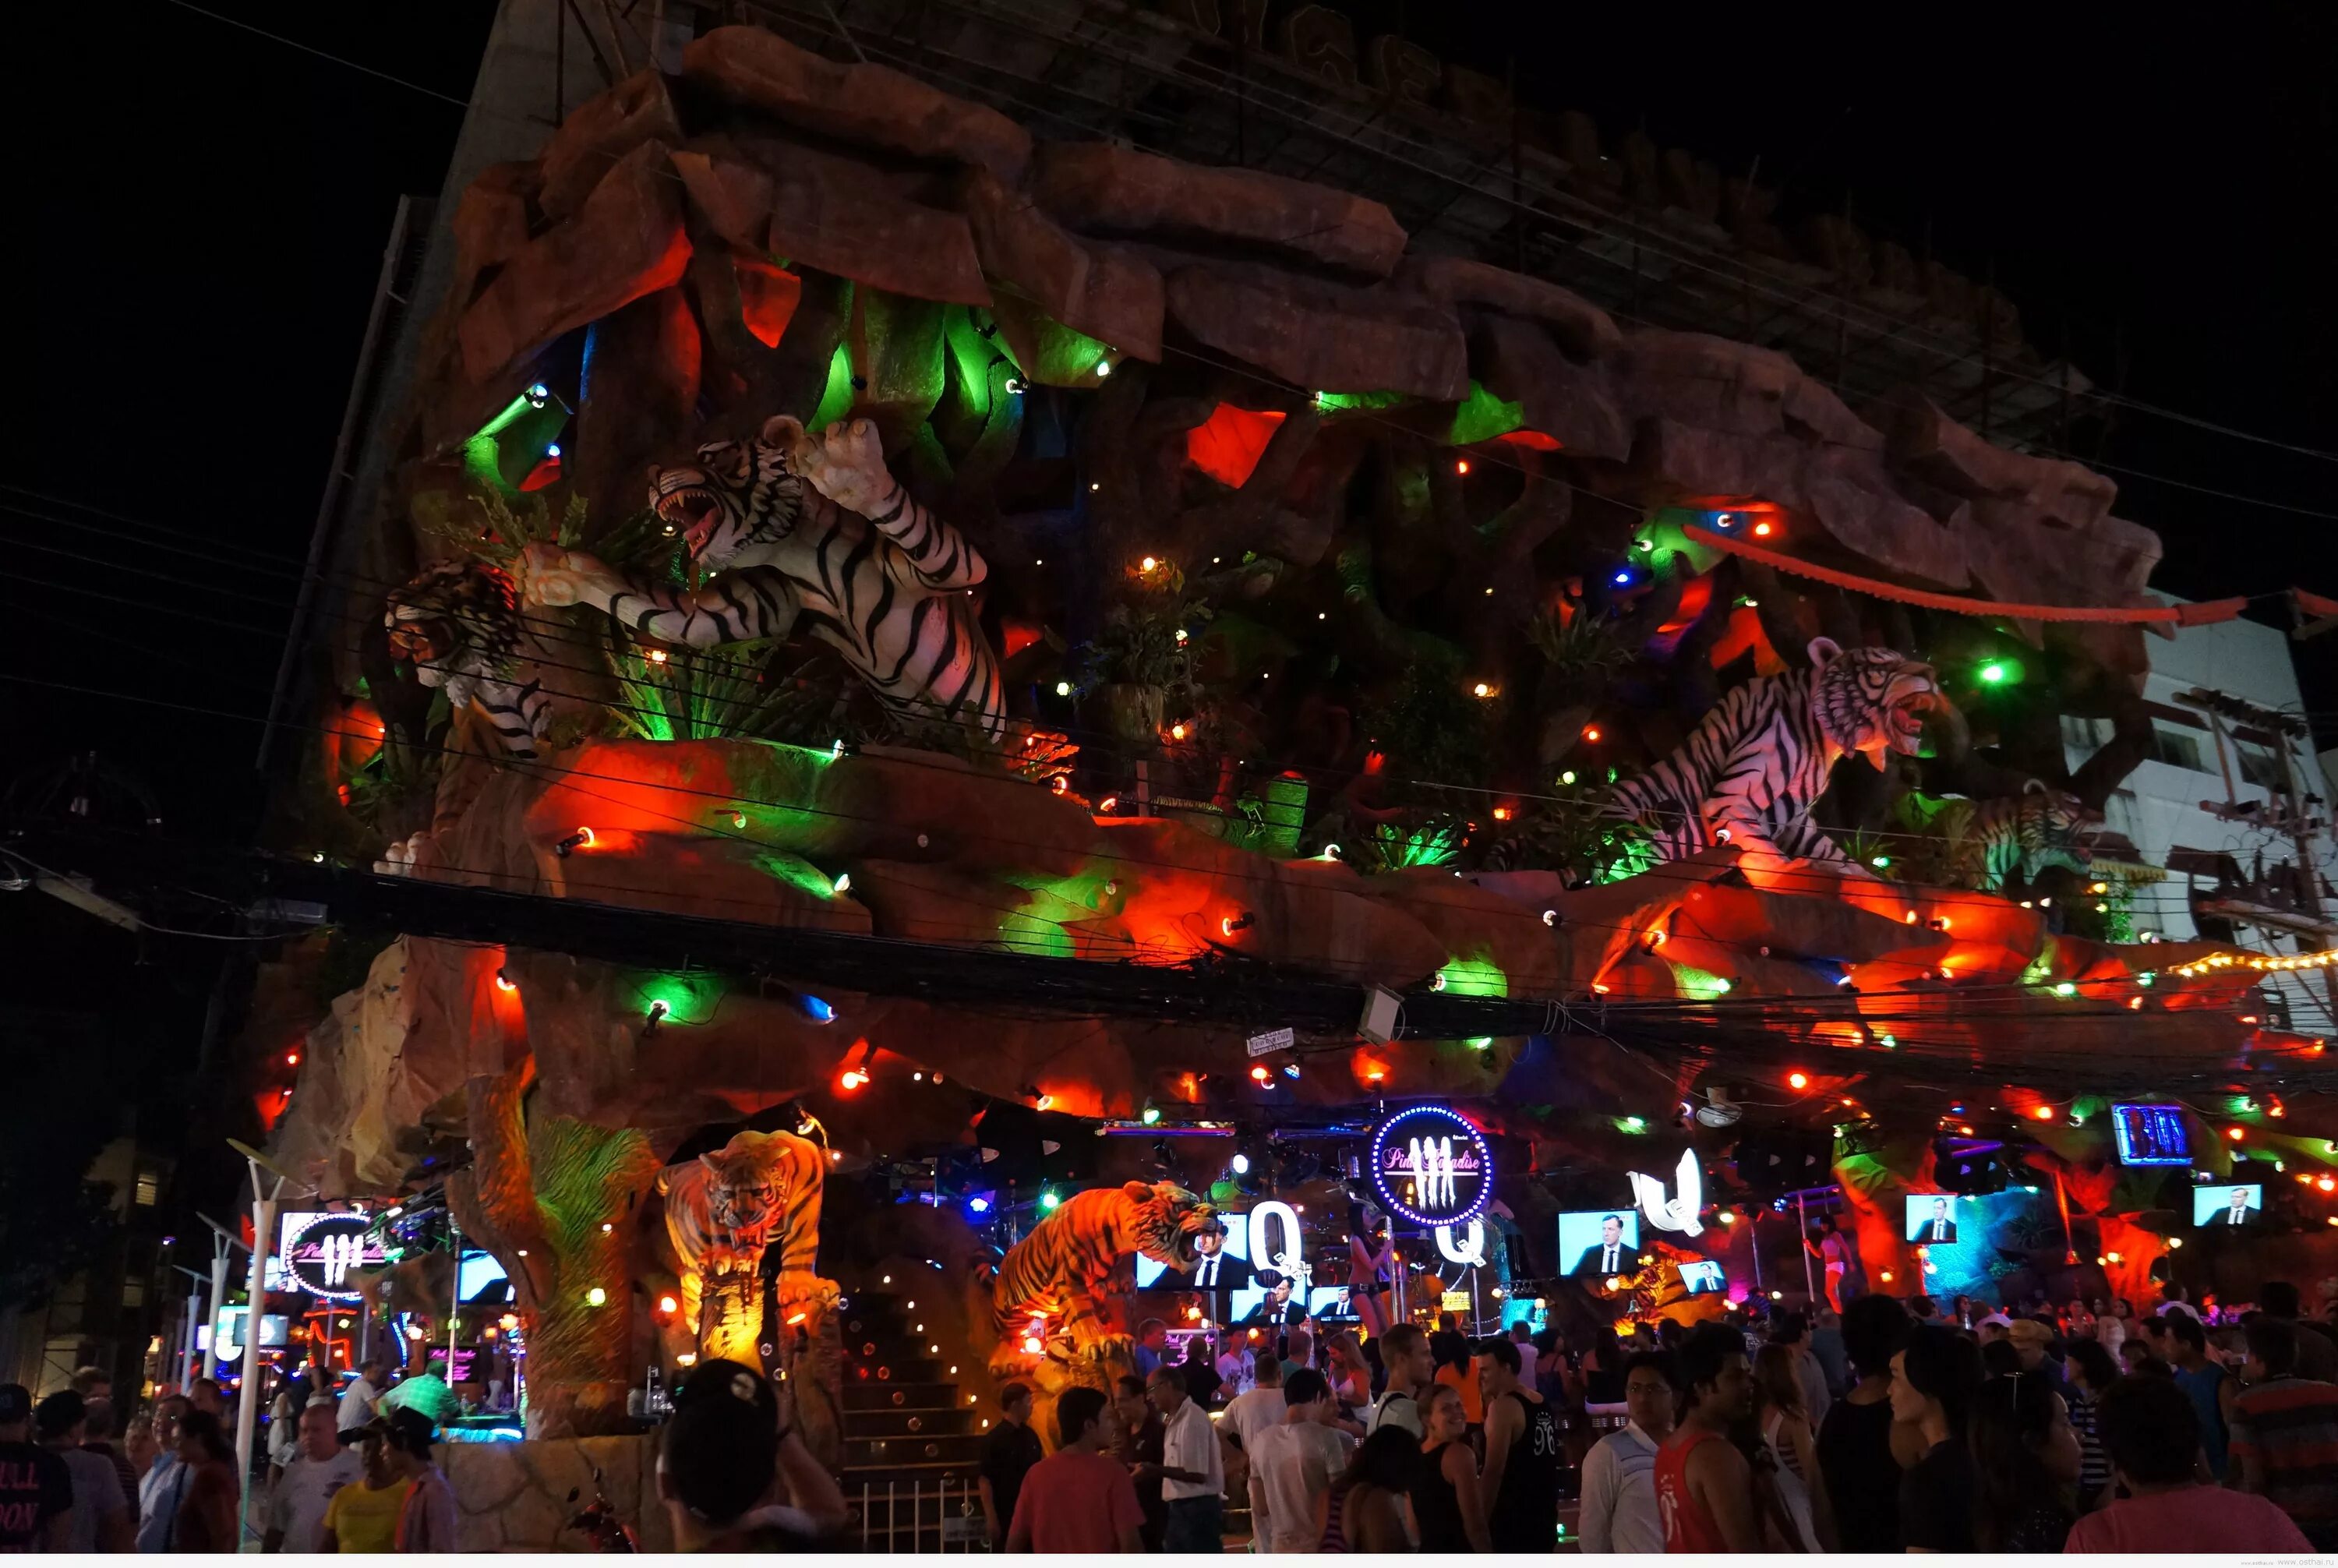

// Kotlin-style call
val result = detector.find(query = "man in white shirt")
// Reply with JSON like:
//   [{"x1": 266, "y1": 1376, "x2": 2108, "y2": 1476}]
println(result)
[
  {"x1": 1365, "y1": 1326, "x2": 1431, "y2": 1439},
  {"x1": 1144, "y1": 1367, "x2": 1226, "y2": 1552},
  {"x1": 1578, "y1": 1351, "x2": 1676, "y2": 1553},
  {"x1": 264, "y1": 1402, "x2": 364, "y2": 1553},
  {"x1": 1215, "y1": 1338, "x2": 1256, "y2": 1398},
  {"x1": 1220, "y1": 1354, "x2": 1285, "y2": 1460},
  {"x1": 1508, "y1": 1320, "x2": 1541, "y2": 1389},
  {"x1": 337, "y1": 1355, "x2": 388, "y2": 1441},
  {"x1": 1245, "y1": 1369, "x2": 1346, "y2": 1552}
]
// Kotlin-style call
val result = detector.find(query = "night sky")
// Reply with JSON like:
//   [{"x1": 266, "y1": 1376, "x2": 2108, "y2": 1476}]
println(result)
[{"x1": 8, "y1": 1, "x2": 2335, "y2": 837}]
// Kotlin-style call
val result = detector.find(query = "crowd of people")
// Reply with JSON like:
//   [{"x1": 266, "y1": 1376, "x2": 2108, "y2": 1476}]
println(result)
[
  {"x1": 0, "y1": 1347, "x2": 853, "y2": 1556},
  {"x1": 984, "y1": 1315, "x2": 1570, "y2": 1553},
  {"x1": 1586, "y1": 1279, "x2": 2338, "y2": 1554},
  {"x1": 977, "y1": 1273, "x2": 2338, "y2": 1554},
  {"x1": 0, "y1": 1353, "x2": 467, "y2": 1553}
]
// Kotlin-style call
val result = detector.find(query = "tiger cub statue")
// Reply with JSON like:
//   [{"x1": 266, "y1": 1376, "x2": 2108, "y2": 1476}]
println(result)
[
  {"x1": 657, "y1": 1128, "x2": 836, "y2": 1364},
  {"x1": 520, "y1": 416, "x2": 1007, "y2": 743},
  {"x1": 383, "y1": 559, "x2": 556, "y2": 759},
  {"x1": 979, "y1": 1181, "x2": 1216, "y2": 1386},
  {"x1": 375, "y1": 558, "x2": 592, "y2": 876},
  {"x1": 1970, "y1": 780, "x2": 2103, "y2": 892},
  {"x1": 1608, "y1": 637, "x2": 1951, "y2": 887}
]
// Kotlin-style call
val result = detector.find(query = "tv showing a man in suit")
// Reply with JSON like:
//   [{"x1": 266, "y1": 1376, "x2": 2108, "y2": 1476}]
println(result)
[
  {"x1": 1186, "y1": 1220, "x2": 1253, "y2": 1318},
  {"x1": 1242, "y1": 1270, "x2": 1310, "y2": 1326},
  {"x1": 2194, "y1": 1185, "x2": 2263, "y2": 1227},
  {"x1": 1559, "y1": 1211, "x2": 1641, "y2": 1279},
  {"x1": 1905, "y1": 1195, "x2": 1961, "y2": 1245}
]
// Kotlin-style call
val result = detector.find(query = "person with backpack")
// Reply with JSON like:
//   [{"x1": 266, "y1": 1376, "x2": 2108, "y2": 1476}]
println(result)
[{"x1": 1365, "y1": 1325, "x2": 1432, "y2": 1439}]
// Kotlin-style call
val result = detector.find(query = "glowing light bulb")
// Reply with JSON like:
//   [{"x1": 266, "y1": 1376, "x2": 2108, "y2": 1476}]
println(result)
[
  {"x1": 1139, "y1": 556, "x2": 1158, "y2": 573},
  {"x1": 1788, "y1": 1072, "x2": 1809, "y2": 1090},
  {"x1": 585, "y1": 1287, "x2": 607, "y2": 1307},
  {"x1": 1230, "y1": 1153, "x2": 1250, "y2": 1174},
  {"x1": 659, "y1": 1294, "x2": 679, "y2": 1314},
  {"x1": 1455, "y1": 459, "x2": 1470, "y2": 475}
]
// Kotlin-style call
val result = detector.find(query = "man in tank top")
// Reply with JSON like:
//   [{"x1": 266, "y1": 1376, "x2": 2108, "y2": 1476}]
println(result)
[
  {"x1": 1475, "y1": 1337, "x2": 1563, "y2": 1552},
  {"x1": 1655, "y1": 1323, "x2": 1764, "y2": 1552}
]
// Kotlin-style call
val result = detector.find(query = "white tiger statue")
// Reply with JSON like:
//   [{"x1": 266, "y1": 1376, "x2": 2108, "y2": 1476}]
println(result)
[
  {"x1": 1609, "y1": 637, "x2": 1949, "y2": 883},
  {"x1": 520, "y1": 416, "x2": 1005, "y2": 742}
]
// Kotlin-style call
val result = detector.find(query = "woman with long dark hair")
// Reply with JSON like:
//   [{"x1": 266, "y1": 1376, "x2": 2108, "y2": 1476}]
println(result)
[
  {"x1": 1324, "y1": 1425, "x2": 1420, "y2": 1552},
  {"x1": 1969, "y1": 1372, "x2": 2080, "y2": 1551},
  {"x1": 1891, "y1": 1323, "x2": 1985, "y2": 1552},
  {"x1": 1753, "y1": 1343, "x2": 1834, "y2": 1550},
  {"x1": 2064, "y1": 1337, "x2": 2122, "y2": 1510}
]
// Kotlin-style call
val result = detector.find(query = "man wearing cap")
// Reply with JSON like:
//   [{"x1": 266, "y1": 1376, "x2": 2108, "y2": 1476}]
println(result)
[
  {"x1": 1977, "y1": 1312, "x2": 2015, "y2": 1345},
  {"x1": 0, "y1": 1383, "x2": 72, "y2": 1552},
  {"x1": 379, "y1": 1409, "x2": 459, "y2": 1552},
  {"x1": 2006, "y1": 1319, "x2": 2070, "y2": 1391}
]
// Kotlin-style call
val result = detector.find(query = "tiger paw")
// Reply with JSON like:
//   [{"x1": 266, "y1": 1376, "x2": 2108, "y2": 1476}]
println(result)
[
  {"x1": 374, "y1": 832, "x2": 432, "y2": 878},
  {"x1": 517, "y1": 541, "x2": 623, "y2": 610},
  {"x1": 779, "y1": 417, "x2": 892, "y2": 517},
  {"x1": 775, "y1": 1273, "x2": 840, "y2": 1324}
]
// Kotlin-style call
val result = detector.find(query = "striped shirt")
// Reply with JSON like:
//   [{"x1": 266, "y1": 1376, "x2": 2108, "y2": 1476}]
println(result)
[
  {"x1": 2067, "y1": 1384, "x2": 2114, "y2": 1498},
  {"x1": 2230, "y1": 1376, "x2": 2338, "y2": 1542},
  {"x1": 1579, "y1": 1421, "x2": 1665, "y2": 1554}
]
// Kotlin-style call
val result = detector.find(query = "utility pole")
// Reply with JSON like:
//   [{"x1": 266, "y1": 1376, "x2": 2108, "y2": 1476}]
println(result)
[
  {"x1": 195, "y1": 1216, "x2": 248, "y2": 1385},
  {"x1": 228, "y1": 1140, "x2": 306, "y2": 1552}
]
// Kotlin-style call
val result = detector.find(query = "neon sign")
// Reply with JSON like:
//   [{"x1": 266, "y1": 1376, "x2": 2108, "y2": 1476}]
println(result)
[
  {"x1": 1627, "y1": 1149, "x2": 1706, "y2": 1237},
  {"x1": 270, "y1": 1211, "x2": 388, "y2": 1301},
  {"x1": 1369, "y1": 1104, "x2": 1492, "y2": 1229}
]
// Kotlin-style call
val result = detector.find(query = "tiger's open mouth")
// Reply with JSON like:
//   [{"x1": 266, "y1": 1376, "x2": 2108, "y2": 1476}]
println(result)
[
  {"x1": 656, "y1": 486, "x2": 722, "y2": 549},
  {"x1": 1887, "y1": 684, "x2": 1950, "y2": 751}
]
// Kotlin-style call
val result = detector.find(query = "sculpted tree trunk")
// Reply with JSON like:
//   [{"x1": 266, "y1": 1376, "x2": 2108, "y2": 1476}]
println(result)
[{"x1": 447, "y1": 1057, "x2": 657, "y2": 1438}]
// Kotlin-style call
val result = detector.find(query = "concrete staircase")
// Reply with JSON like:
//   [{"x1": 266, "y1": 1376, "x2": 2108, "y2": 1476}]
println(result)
[{"x1": 837, "y1": 1287, "x2": 989, "y2": 1551}]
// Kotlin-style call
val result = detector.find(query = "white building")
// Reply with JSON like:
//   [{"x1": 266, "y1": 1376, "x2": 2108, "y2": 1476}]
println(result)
[{"x1": 2062, "y1": 607, "x2": 2338, "y2": 1037}]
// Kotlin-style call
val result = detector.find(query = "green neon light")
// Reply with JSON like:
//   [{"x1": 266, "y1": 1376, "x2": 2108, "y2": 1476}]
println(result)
[
  {"x1": 1444, "y1": 381, "x2": 1526, "y2": 446},
  {"x1": 810, "y1": 343, "x2": 857, "y2": 431},
  {"x1": 1668, "y1": 961, "x2": 1733, "y2": 1001},
  {"x1": 627, "y1": 972, "x2": 719, "y2": 1026},
  {"x1": 461, "y1": 386, "x2": 568, "y2": 495},
  {"x1": 1312, "y1": 389, "x2": 1409, "y2": 415},
  {"x1": 1437, "y1": 956, "x2": 1508, "y2": 998}
]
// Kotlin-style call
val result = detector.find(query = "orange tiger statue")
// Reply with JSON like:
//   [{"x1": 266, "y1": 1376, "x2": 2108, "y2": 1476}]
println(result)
[
  {"x1": 658, "y1": 1128, "x2": 842, "y2": 1462},
  {"x1": 979, "y1": 1181, "x2": 1216, "y2": 1385}
]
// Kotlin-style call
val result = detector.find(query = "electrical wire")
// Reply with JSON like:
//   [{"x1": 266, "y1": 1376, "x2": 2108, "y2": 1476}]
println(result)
[
  {"x1": 0, "y1": 492, "x2": 2294, "y2": 906},
  {"x1": 0, "y1": 666, "x2": 2291, "y2": 1027}
]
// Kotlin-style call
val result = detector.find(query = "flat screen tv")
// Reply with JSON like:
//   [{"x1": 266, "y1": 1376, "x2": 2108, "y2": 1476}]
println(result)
[
  {"x1": 2111, "y1": 1103, "x2": 2191, "y2": 1167},
  {"x1": 1905, "y1": 1195, "x2": 1967, "y2": 1245},
  {"x1": 2192, "y1": 1185, "x2": 2262, "y2": 1228},
  {"x1": 1557, "y1": 1211, "x2": 1642, "y2": 1280},
  {"x1": 1678, "y1": 1260, "x2": 1726, "y2": 1296}
]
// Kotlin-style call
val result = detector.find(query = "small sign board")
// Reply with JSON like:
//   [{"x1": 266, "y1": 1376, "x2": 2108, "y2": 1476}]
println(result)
[
  {"x1": 1440, "y1": 1291, "x2": 1471, "y2": 1314},
  {"x1": 1246, "y1": 1026, "x2": 1296, "y2": 1057}
]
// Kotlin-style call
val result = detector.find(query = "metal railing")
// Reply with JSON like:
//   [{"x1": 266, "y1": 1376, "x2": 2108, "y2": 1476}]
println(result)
[{"x1": 859, "y1": 1477, "x2": 988, "y2": 1551}]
